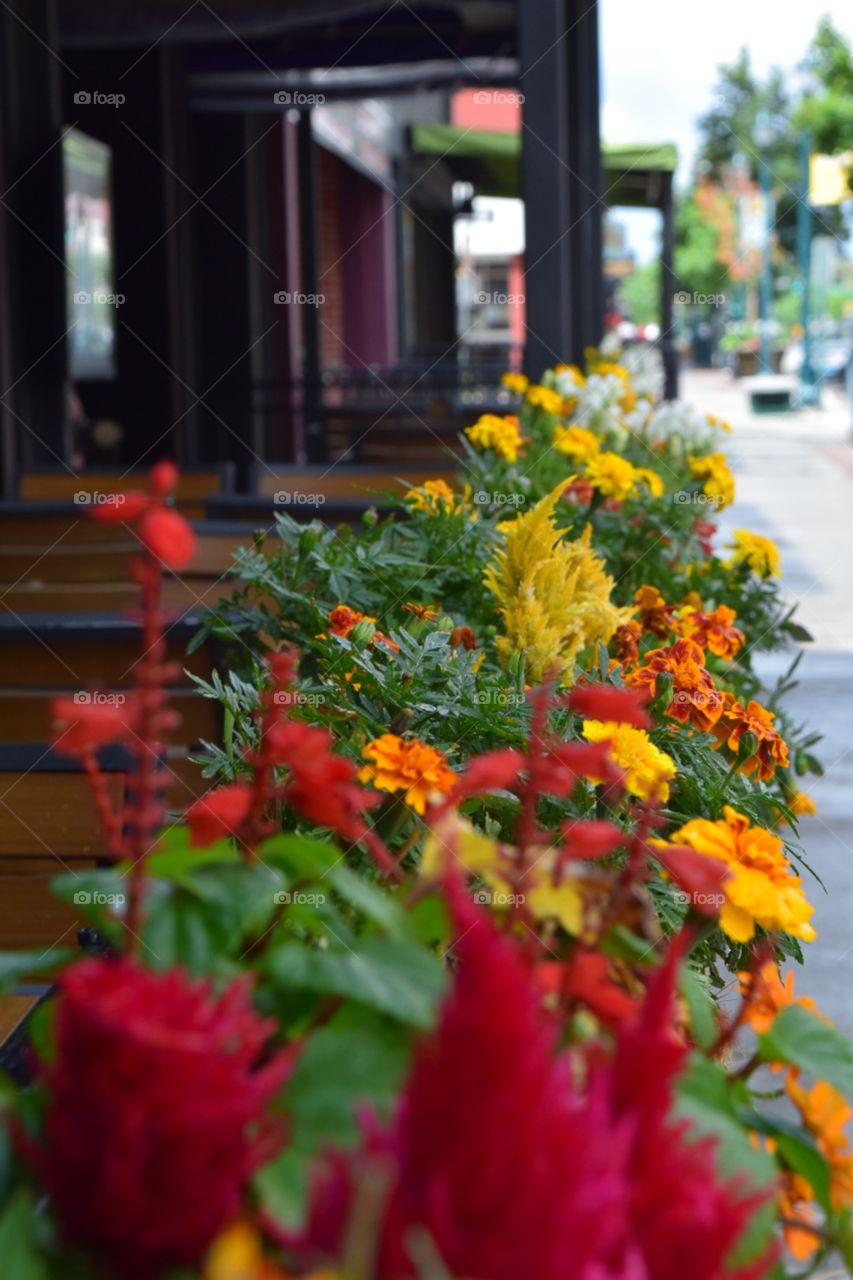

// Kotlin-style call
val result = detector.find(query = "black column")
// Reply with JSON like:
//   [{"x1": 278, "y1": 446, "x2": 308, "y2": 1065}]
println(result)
[
  {"x1": 296, "y1": 112, "x2": 324, "y2": 464},
  {"x1": 660, "y1": 173, "x2": 679, "y2": 400},
  {"x1": 566, "y1": 0, "x2": 604, "y2": 356},
  {"x1": 0, "y1": 0, "x2": 67, "y2": 492},
  {"x1": 519, "y1": 0, "x2": 603, "y2": 377}
]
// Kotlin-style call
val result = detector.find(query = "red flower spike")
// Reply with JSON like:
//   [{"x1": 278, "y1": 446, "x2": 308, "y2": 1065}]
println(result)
[
  {"x1": 453, "y1": 748, "x2": 524, "y2": 799},
  {"x1": 565, "y1": 683, "x2": 651, "y2": 729},
  {"x1": 562, "y1": 949, "x2": 638, "y2": 1025},
  {"x1": 561, "y1": 818, "x2": 624, "y2": 860},
  {"x1": 89, "y1": 491, "x2": 149, "y2": 523},
  {"x1": 150, "y1": 460, "x2": 179, "y2": 496},
  {"x1": 186, "y1": 784, "x2": 253, "y2": 848},
  {"x1": 31, "y1": 958, "x2": 289, "y2": 1280},
  {"x1": 52, "y1": 694, "x2": 139, "y2": 753},
  {"x1": 539, "y1": 740, "x2": 622, "y2": 797},
  {"x1": 291, "y1": 903, "x2": 767, "y2": 1280},
  {"x1": 652, "y1": 843, "x2": 729, "y2": 918},
  {"x1": 138, "y1": 507, "x2": 197, "y2": 571}
]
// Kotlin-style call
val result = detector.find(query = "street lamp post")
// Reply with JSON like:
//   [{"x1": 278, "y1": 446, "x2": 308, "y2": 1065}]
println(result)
[
  {"x1": 753, "y1": 112, "x2": 775, "y2": 375},
  {"x1": 797, "y1": 130, "x2": 820, "y2": 406}
]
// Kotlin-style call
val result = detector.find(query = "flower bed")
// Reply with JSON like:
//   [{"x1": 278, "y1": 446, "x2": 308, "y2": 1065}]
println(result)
[{"x1": 0, "y1": 355, "x2": 850, "y2": 1279}]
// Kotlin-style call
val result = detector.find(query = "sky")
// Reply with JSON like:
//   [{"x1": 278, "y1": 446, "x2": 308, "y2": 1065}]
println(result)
[{"x1": 600, "y1": 0, "x2": 853, "y2": 261}]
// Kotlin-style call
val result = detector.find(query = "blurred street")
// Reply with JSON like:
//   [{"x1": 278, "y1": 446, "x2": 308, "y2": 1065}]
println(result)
[{"x1": 683, "y1": 369, "x2": 853, "y2": 1035}]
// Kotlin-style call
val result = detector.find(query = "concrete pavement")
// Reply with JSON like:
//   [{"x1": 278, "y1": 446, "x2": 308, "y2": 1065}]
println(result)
[{"x1": 681, "y1": 369, "x2": 853, "y2": 1036}]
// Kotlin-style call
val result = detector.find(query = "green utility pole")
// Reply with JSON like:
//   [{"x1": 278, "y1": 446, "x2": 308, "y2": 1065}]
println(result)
[{"x1": 796, "y1": 131, "x2": 820, "y2": 406}]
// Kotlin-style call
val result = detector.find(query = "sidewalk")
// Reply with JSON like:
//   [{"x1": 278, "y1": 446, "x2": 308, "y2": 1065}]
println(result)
[{"x1": 682, "y1": 370, "x2": 853, "y2": 1036}]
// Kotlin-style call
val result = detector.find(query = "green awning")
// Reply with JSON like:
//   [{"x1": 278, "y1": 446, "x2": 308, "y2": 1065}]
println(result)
[{"x1": 409, "y1": 123, "x2": 676, "y2": 207}]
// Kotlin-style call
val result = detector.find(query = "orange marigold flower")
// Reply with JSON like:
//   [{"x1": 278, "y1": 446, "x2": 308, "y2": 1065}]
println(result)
[
  {"x1": 613, "y1": 620, "x2": 642, "y2": 668},
  {"x1": 358, "y1": 734, "x2": 456, "y2": 815},
  {"x1": 326, "y1": 605, "x2": 398, "y2": 653},
  {"x1": 450, "y1": 625, "x2": 477, "y2": 650},
  {"x1": 402, "y1": 602, "x2": 440, "y2": 622},
  {"x1": 679, "y1": 604, "x2": 745, "y2": 660},
  {"x1": 738, "y1": 961, "x2": 817, "y2": 1035},
  {"x1": 711, "y1": 693, "x2": 789, "y2": 781},
  {"x1": 789, "y1": 790, "x2": 817, "y2": 818},
  {"x1": 634, "y1": 584, "x2": 677, "y2": 638},
  {"x1": 786, "y1": 1076, "x2": 853, "y2": 1213},
  {"x1": 627, "y1": 638, "x2": 723, "y2": 732}
]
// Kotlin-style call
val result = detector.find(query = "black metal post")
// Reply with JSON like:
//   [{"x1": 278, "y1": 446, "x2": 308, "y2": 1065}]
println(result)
[
  {"x1": 518, "y1": 0, "x2": 572, "y2": 377},
  {"x1": 296, "y1": 111, "x2": 324, "y2": 463},
  {"x1": 566, "y1": 0, "x2": 604, "y2": 355},
  {"x1": 0, "y1": 0, "x2": 67, "y2": 491},
  {"x1": 659, "y1": 171, "x2": 679, "y2": 400}
]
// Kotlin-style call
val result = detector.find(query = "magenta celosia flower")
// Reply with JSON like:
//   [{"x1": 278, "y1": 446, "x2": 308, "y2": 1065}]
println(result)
[
  {"x1": 288, "y1": 889, "x2": 769, "y2": 1280},
  {"x1": 32, "y1": 958, "x2": 290, "y2": 1279}
]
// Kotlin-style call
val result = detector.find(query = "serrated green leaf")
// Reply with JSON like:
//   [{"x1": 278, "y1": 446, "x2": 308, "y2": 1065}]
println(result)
[
  {"x1": 758, "y1": 1005, "x2": 853, "y2": 1096},
  {"x1": 264, "y1": 936, "x2": 445, "y2": 1028}
]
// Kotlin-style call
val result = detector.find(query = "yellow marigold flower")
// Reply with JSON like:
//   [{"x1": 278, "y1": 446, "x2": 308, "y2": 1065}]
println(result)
[
  {"x1": 554, "y1": 362, "x2": 586, "y2": 387},
  {"x1": 633, "y1": 466, "x2": 665, "y2": 498},
  {"x1": 500, "y1": 371, "x2": 528, "y2": 395},
  {"x1": 404, "y1": 477, "x2": 459, "y2": 514},
  {"x1": 790, "y1": 790, "x2": 817, "y2": 817},
  {"x1": 582, "y1": 720, "x2": 677, "y2": 803},
  {"x1": 525, "y1": 384, "x2": 564, "y2": 416},
  {"x1": 422, "y1": 811, "x2": 582, "y2": 934},
  {"x1": 688, "y1": 452, "x2": 735, "y2": 509},
  {"x1": 204, "y1": 1221, "x2": 288, "y2": 1279},
  {"x1": 667, "y1": 805, "x2": 816, "y2": 944},
  {"x1": 726, "y1": 529, "x2": 781, "y2": 577},
  {"x1": 553, "y1": 423, "x2": 601, "y2": 461},
  {"x1": 465, "y1": 413, "x2": 524, "y2": 463},
  {"x1": 484, "y1": 483, "x2": 631, "y2": 684},
  {"x1": 583, "y1": 451, "x2": 640, "y2": 501},
  {"x1": 358, "y1": 733, "x2": 456, "y2": 815}
]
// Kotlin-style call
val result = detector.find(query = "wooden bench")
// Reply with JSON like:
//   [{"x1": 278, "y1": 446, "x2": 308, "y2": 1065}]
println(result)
[
  {"x1": 18, "y1": 466, "x2": 235, "y2": 520},
  {"x1": 253, "y1": 463, "x2": 457, "y2": 501}
]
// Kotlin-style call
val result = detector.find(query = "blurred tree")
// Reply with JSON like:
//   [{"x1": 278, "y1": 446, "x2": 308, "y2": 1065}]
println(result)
[
  {"x1": 619, "y1": 260, "x2": 660, "y2": 326},
  {"x1": 798, "y1": 17, "x2": 853, "y2": 178}
]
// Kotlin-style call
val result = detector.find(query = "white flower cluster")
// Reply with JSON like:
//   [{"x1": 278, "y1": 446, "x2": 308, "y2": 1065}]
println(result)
[
  {"x1": 644, "y1": 400, "x2": 728, "y2": 454},
  {"x1": 620, "y1": 343, "x2": 664, "y2": 403}
]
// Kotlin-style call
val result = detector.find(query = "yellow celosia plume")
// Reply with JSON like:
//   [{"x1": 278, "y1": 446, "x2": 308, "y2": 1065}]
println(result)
[{"x1": 484, "y1": 482, "x2": 632, "y2": 684}]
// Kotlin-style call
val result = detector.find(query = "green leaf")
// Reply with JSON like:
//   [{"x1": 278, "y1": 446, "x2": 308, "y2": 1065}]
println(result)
[
  {"x1": 146, "y1": 825, "x2": 238, "y2": 878},
  {"x1": 285, "y1": 1008, "x2": 411, "y2": 1151},
  {"x1": 257, "y1": 833, "x2": 343, "y2": 880},
  {"x1": 783, "y1": 620, "x2": 814, "y2": 643},
  {"x1": 176, "y1": 862, "x2": 285, "y2": 937},
  {"x1": 325, "y1": 865, "x2": 410, "y2": 940},
  {"x1": 254, "y1": 1149, "x2": 310, "y2": 1231},
  {"x1": 264, "y1": 936, "x2": 445, "y2": 1028},
  {"x1": 675, "y1": 1055, "x2": 777, "y2": 1262},
  {"x1": 141, "y1": 888, "x2": 232, "y2": 975},
  {"x1": 0, "y1": 1189, "x2": 49, "y2": 1280},
  {"x1": 680, "y1": 966, "x2": 718, "y2": 1051},
  {"x1": 0, "y1": 951, "x2": 71, "y2": 992},
  {"x1": 758, "y1": 1004, "x2": 853, "y2": 1096}
]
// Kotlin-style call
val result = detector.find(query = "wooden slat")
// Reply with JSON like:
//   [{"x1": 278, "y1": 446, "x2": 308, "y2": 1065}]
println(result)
[
  {"x1": 0, "y1": 543, "x2": 135, "y2": 584},
  {"x1": 0, "y1": 863, "x2": 96, "y2": 951},
  {"x1": 19, "y1": 470, "x2": 227, "y2": 518},
  {"x1": 255, "y1": 466, "x2": 456, "y2": 499},
  {"x1": 0, "y1": 772, "x2": 123, "y2": 858},
  {"x1": 0, "y1": 631, "x2": 211, "y2": 687},
  {"x1": 0, "y1": 688, "x2": 219, "y2": 745},
  {"x1": 0, "y1": 994, "x2": 39, "y2": 1043},
  {"x1": 0, "y1": 576, "x2": 238, "y2": 615}
]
